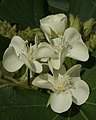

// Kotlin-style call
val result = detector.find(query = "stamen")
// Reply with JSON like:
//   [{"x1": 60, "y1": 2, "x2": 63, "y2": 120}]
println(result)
[
  {"x1": 54, "y1": 74, "x2": 73, "y2": 92},
  {"x1": 19, "y1": 41, "x2": 34, "y2": 62},
  {"x1": 53, "y1": 35, "x2": 72, "y2": 54}
]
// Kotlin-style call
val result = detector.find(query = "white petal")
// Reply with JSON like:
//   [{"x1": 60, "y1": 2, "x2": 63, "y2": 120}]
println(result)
[
  {"x1": 10, "y1": 36, "x2": 26, "y2": 56},
  {"x1": 64, "y1": 27, "x2": 89, "y2": 61},
  {"x1": 48, "y1": 91, "x2": 72, "y2": 113},
  {"x1": 66, "y1": 64, "x2": 81, "y2": 77},
  {"x1": 31, "y1": 60, "x2": 42, "y2": 73},
  {"x1": 53, "y1": 65, "x2": 66, "y2": 79},
  {"x1": 20, "y1": 54, "x2": 33, "y2": 71},
  {"x1": 32, "y1": 74, "x2": 54, "y2": 90},
  {"x1": 3, "y1": 47, "x2": 24, "y2": 72},
  {"x1": 50, "y1": 49, "x2": 66, "y2": 70},
  {"x1": 35, "y1": 35, "x2": 38, "y2": 48},
  {"x1": 71, "y1": 80, "x2": 90, "y2": 105},
  {"x1": 40, "y1": 13, "x2": 67, "y2": 35},
  {"x1": 58, "y1": 65, "x2": 66, "y2": 75},
  {"x1": 20, "y1": 54, "x2": 42, "y2": 73},
  {"x1": 35, "y1": 42, "x2": 55, "y2": 59},
  {"x1": 50, "y1": 56, "x2": 61, "y2": 70}
]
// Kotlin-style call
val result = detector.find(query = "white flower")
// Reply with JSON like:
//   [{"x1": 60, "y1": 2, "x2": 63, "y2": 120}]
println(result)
[
  {"x1": 40, "y1": 13, "x2": 67, "y2": 42},
  {"x1": 40, "y1": 14, "x2": 89, "y2": 70},
  {"x1": 3, "y1": 36, "x2": 55, "y2": 73},
  {"x1": 49, "y1": 27, "x2": 89, "y2": 69},
  {"x1": 32, "y1": 64, "x2": 90, "y2": 113}
]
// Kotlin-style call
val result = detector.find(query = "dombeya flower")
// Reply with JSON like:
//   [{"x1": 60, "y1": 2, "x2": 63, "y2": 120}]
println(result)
[
  {"x1": 32, "y1": 64, "x2": 89, "y2": 113},
  {"x1": 3, "y1": 36, "x2": 55, "y2": 73},
  {"x1": 49, "y1": 27, "x2": 89, "y2": 69},
  {"x1": 40, "y1": 14, "x2": 89, "y2": 69}
]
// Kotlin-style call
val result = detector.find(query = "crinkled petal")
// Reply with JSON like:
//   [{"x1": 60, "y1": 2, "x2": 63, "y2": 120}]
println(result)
[
  {"x1": 48, "y1": 91, "x2": 72, "y2": 113},
  {"x1": 35, "y1": 42, "x2": 55, "y2": 59},
  {"x1": 40, "y1": 14, "x2": 67, "y2": 36},
  {"x1": 71, "y1": 79, "x2": 90, "y2": 105},
  {"x1": 66, "y1": 64, "x2": 81, "y2": 77},
  {"x1": 32, "y1": 74, "x2": 54, "y2": 90},
  {"x1": 3, "y1": 47, "x2": 24, "y2": 72},
  {"x1": 10, "y1": 36, "x2": 26, "y2": 56},
  {"x1": 40, "y1": 25, "x2": 52, "y2": 44},
  {"x1": 64, "y1": 27, "x2": 89, "y2": 61}
]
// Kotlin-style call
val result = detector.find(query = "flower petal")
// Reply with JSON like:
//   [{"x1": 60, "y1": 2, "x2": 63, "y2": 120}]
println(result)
[
  {"x1": 3, "y1": 47, "x2": 24, "y2": 72},
  {"x1": 48, "y1": 91, "x2": 72, "y2": 113},
  {"x1": 40, "y1": 14, "x2": 67, "y2": 36},
  {"x1": 35, "y1": 42, "x2": 55, "y2": 59},
  {"x1": 20, "y1": 54, "x2": 42, "y2": 73},
  {"x1": 64, "y1": 27, "x2": 89, "y2": 61},
  {"x1": 50, "y1": 48, "x2": 66, "y2": 70},
  {"x1": 20, "y1": 54, "x2": 33, "y2": 71},
  {"x1": 10, "y1": 36, "x2": 26, "y2": 56},
  {"x1": 50, "y1": 56, "x2": 61, "y2": 70},
  {"x1": 31, "y1": 60, "x2": 42, "y2": 73},
  {"x1": 32, "y1": 74, "x2": 54, "y2": 90},
  {"x1": 71, "y1": 79, "x2": 90, "y2": 105},
  {"x1": 66, "y1": 64, "x2": 81, "y2": 77}
]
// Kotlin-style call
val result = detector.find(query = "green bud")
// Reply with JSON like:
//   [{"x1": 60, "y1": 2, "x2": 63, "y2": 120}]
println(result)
[
  {"x1": 85, "y1": 34, "x2": 96, "y2": 52},
  {"x1": 69, "y1": 14, "x2": 81, "y2": 32},
  {"x1": 0, "y1": 20, "x2": 17, "y2": 38},
  {"x1": 18, "y1": 27, "x2": 44, "y2": 42},
  {"x1": 83, "y1": 18, "x2": 95, "y2": 37},
  {"x1": 32, "y1": 28, "x2": 45, "y2": 40},
  {"x1": 0, "y1": 20, "x2": 45, "y2": 42}
]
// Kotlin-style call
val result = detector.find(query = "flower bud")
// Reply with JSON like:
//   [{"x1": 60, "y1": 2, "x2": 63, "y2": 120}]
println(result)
[
  {"x1": 83, "y1": 18, "x2": 95, "y2": 37},
  {"x1": 69, "y1": 14, "x2": 81, "y2": 32}
]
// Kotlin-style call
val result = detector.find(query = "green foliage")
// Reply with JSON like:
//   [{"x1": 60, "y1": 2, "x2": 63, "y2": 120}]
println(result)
[
  {"x1": 0, "y1": 61, "x2": 96, "y2": 120},
  {"x1": 48, "y1": 0, "x2": 69, "y2": 14},
  {"x1": 0, "y1": 0, "x2": 48, "y2": 27},
  {"x1": 69, "y1": 0, "x2": 96, "y2": 21}
]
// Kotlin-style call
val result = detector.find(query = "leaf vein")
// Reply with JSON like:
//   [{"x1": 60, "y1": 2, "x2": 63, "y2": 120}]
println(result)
[
  {"x1": 76, "y1": 106, "x2": 88, "y2": 120},
  {"x1": 86, "y1": 102, "x2": 96, "y2": 106},
  {"x1": 1, "y1": 104, "x2": 46, "y2": 109},
  {"x1": 52, "y1": 114, "x2": 59, "y2": 120}
]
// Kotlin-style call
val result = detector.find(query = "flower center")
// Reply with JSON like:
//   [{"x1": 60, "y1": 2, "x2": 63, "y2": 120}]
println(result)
[
  {"x1": 53, "y1": 36, "x2": 72, "y2": 54},
  {"x1": 54, "y1": 74, "x2": 73, "y2": 92},
  {"x1": 20, "y1": 41, "x2": 35, "y2": 62}
]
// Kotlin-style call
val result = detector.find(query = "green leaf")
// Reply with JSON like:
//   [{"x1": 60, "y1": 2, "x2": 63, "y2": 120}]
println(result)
[
  {"x1": 92, "y1": 49, "x2": 96, "y2": 59},
  {"x1": 0, "y1": 62, "x2": 96, "y2": 120},
  {"x1": 47, "y1": 0, "x2": 69, "y2": 14},
  {"x1": 0, "y1": 87, "x2": 56, "y2": 120},
  {"x1": 0, "y1": 0, "x2": 48, "y2": 27},
  {"x1": 69, "y1": 0, "x2": 96, "y2": 21}
]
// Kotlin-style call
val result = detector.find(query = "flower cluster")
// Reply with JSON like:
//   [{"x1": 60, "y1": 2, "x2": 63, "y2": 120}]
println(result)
[{"x1": 2, "y1": 13, "x2": 90, "y2": 113}]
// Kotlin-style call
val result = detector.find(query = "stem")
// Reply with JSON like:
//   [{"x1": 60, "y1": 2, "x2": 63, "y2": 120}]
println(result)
[
  {"x1": 28, "y1": 69, "x2": 31, "y2": 87},
  {"x1": 2, "y1": 76, "x2": 31, "y2": 89}
]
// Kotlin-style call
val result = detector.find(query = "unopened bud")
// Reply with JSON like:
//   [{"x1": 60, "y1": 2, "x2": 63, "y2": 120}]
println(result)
[
  {"x1": 69, "y1": 14, "x2": 81, "y2": 32},
  {"x1": 83, "y1": 18, "x2": 95, "y2": 37},
  {"x1": 85, "y1": 34, "x2": 96, "y2": 52}
]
